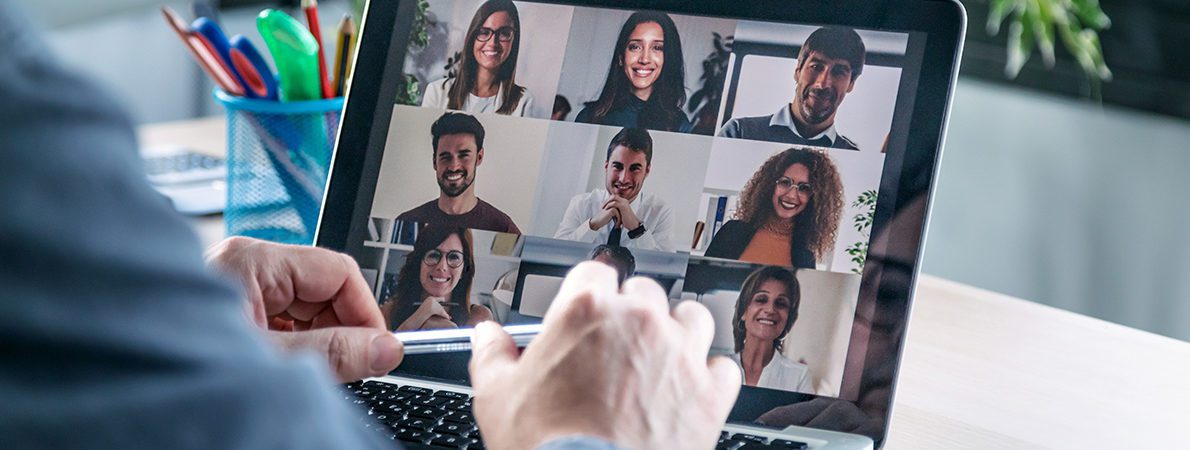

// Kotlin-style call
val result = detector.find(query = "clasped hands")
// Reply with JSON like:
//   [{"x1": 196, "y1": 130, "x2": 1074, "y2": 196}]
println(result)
[{"x1": 589, "y1": 195, "x2": 641, "y2": 231}]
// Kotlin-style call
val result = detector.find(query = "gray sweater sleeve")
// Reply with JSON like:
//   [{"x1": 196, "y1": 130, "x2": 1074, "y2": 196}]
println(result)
[{"x1": 0, "y1": 3, "x2": 388, "y2": 448}]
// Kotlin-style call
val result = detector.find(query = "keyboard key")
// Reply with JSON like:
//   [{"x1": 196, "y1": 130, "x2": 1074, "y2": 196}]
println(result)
[
  {"x1": 376, "y1": 403, "x2": 407, "y2": 415},
  {"x1": 443, "y1": 399, "x2": 469, "y2": 410},
  {"x1": 430, "y1": 434, "x2": 470, "y2": 447},
  {"x1": 432, "y1": 421, "x2": 475, "y2": 436},
  {"x1": 442, "y1": 410, "x2": 473, "y2": 424},
  {"x1": 396, "y1": 416, "x2": 436, "y2": 430},
  {"x1": 466, "y1": 439, "x2": 485, "y2": 450},
  {"x1": 770, "y1": 439, "x2": 809, "y2": 449},
  {"x1": 409, "y1": 407, "x2": 449, "y2": 420},
  {"x1": 740, "y1": 443, "x2": 784, "y2": 450},
  {"x1": 412, "y1": 396, "x2": 452, "y2": 408},
  {"x1": 434, "y1": 390, "x2": 470, "y2": 400},
  {"x1": 395, "y1": 428, "x2": 435, "y2": 444},
  {"x1": 716, "y1": 439, "x2": 745, "y2": 450},
  {"x1": 734, "y1": 433, "x2": 767, "y2": 444},
  {"x1": 398, "y1": 385, "x2": 434, "y2": 396},
  {"x1": 363, "y1": 381, "x2": 394, "y2": 390}
]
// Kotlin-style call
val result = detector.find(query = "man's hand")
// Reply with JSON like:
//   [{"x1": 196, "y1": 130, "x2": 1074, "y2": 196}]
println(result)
[
  {"x1": 205, "y1": 237, "x2": 403, "y2": 382},
  {"x1": 588, "y1": 206, "x2": 620, "y2": 231},
  {"x1": 603, "y1": 196, "x2": 641, "y2": 230},
  {"x1": 469, "y1": 262, "x2": 740, "y2": 449}
]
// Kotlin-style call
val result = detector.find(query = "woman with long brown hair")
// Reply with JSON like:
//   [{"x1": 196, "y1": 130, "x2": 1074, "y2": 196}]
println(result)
[
  {"x1": 381, "y1": 225, "x2": 493, "y2": 330},
  {"x1": 705, "y1": 147, "x2": 844, "y2": 268},
  {"x1": 422, "y1": 0, "x2": 533, "y2": 116},
  {"x1": 574, "y1": 11, "x2": 691, "y2": 132}
]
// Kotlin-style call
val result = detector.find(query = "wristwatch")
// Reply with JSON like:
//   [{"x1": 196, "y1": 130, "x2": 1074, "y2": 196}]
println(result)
[{"x1": 627, "y1": 223, "x2": 647, "y2": 239}]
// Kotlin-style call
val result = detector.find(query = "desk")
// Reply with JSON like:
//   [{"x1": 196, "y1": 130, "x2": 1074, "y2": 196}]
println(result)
[{"x1": 139, "y1": 117, "x2": 1190, "y2": 449}]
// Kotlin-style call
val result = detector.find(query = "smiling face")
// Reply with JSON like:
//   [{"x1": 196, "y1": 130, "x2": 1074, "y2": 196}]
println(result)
[
  {"x1": 433, "y1": 133, "x2": 483, "y2": 198},
  {"x1": 791, "y1": 50, "x2": 856, "y2": 126},
  {"x1": 621, "y1": 21, "x2": 665, "y2": 101},
  {"x1": 418, "y1": 233, "x2": 465, "y2": 298},
  {"x1": 473, "y1": 11, "x2": 514, "y2": 73},
  {"x1": 741, "y1": 279, "x2": 792, "y2": 344},
  {"x1": 604, "y1": 145, "x2": 650, "y2": 202},
  {"x1": 770, "y1": 163, "x2": 811, "y2": 221}
]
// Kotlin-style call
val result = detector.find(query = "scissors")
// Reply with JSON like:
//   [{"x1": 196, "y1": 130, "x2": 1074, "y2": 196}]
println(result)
[{"x1": 191, "y1": 18, "x2": 279, "y2": 100}]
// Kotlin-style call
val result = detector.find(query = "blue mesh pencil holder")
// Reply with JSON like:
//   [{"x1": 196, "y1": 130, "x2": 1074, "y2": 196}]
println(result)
[{"x1": 215, "y1": 90, "x2": 344, "y2": 245}]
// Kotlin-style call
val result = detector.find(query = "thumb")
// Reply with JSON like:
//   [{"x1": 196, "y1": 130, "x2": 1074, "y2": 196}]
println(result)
[
  {"x1": 468, "y1": 321, "x2": 518, "y2": 388},
  {"x1": 270, "y1": 327, "x2": 404, "y2": 383}
]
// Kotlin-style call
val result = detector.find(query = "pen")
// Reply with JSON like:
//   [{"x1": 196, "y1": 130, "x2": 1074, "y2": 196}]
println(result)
[
  {"x1": 332, "y1": 14, "x2": 356, "y2": 97},
  {"x1": 301, "y1": 0, "x2": 334, "y2": 99},
  {"x1": 161, "y1": 6, "x2": 244, "y2": 96}
]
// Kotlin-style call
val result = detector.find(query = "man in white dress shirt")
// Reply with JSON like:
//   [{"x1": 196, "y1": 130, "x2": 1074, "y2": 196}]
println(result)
[{"x1": 555, "y1": 127, "x2": 675, "y2": 252}]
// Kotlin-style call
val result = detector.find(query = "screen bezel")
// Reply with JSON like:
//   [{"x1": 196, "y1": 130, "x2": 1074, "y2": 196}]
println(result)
[{"x1": 316, "y1": 0, "x2": 966, "y2": 446}]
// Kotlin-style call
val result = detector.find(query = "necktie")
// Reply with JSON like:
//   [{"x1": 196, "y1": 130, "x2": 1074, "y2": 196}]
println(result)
[{"x1": 607, "y1": 226, "x2": 622, "y2": 246}]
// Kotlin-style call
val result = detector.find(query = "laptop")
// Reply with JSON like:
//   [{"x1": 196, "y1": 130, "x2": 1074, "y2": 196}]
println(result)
[{"x1": 316, "y1": 0, "x2": 965, "y2": 448}]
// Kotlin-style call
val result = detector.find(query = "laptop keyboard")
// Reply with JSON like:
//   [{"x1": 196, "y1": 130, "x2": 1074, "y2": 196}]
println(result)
[{"x1": 344, "y1": 380, "x2": 809, "y2": 450}]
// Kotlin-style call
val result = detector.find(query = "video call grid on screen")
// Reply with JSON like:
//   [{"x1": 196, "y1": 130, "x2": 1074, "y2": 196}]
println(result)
[{"x1": 356, "y1": 0, "x2": 925, "y2": 400}]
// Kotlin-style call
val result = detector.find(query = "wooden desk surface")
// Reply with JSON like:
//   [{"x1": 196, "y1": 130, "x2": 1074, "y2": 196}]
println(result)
[{"x1": 139, "y1": 117, "x2": 1190, "y2": 449}]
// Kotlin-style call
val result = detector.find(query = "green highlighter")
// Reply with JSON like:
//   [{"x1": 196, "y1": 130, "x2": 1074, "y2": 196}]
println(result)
[{"x1": 257, "y1": 9, "x2": 321, "y2": 101}]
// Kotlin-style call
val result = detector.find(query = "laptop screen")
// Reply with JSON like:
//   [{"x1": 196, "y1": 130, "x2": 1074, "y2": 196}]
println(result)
[{"x1": 347, "y1": 0, "x2": 929, "y2": 424}]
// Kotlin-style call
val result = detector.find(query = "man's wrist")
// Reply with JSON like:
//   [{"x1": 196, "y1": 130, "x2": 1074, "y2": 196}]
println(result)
[{"x1": 627, "y1": 223, "x2": 647, "y2": 239}]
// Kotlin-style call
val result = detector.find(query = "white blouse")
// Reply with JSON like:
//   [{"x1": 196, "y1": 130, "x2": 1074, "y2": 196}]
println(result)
[
  {"x1": 730, "y1": 352, "x2": 814, "y2": 394},
  {"x1": 421, "y1": 77, "x2": 534, "y2": 117}
]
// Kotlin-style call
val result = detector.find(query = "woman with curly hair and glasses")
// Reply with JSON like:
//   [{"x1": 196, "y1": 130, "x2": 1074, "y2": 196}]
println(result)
[
  {"x1": 729, "y1": 265, "x2": 811, "y2": 392},
  {"x1": 705, "y1": 147, "x2": 844, "y2": 269},
  {"x1": 381, "y1": 225, "x2": 493, "y2": 331},
  {"x1": 421, "y1": 0, "x2": 533, "y2": 116}
]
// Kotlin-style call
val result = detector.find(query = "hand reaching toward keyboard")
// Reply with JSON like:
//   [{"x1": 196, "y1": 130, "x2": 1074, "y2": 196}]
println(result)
[
  {"x1": 469, "y1": 261, "x2": 741, "y2": 449},
  {"x1": 205, "y1": 237, "x2": 404, "y2": 382}
]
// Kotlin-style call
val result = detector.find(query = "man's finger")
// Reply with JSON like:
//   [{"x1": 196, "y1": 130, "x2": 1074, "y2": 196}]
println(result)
[
  {"x1": 270, "y1": 327, "x2": 404, "y2": 382},
  {"x1": 545, "y1": 261, "x2": 619, "y2": 322},
  {"x1": 707, "y1": 355, "x2": 743, "y2": 415},
  {"x1": 671, "y1": 300, "x2": 716, "y2": 354},
  {"x1": 619, "y1": 276, "x2": 669, "y2": 317},
  {"x1": 468, "y1": 321, "x2": 518, "y2": 388}
]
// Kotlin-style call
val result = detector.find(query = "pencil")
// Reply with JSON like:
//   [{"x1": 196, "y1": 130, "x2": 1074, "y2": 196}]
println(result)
[
  {"x1": 333, "y1": 15, "x2": 356, "y2": 97},
  {"x1": 301, "y1": 0, "x2": 334, "y2": 99}
]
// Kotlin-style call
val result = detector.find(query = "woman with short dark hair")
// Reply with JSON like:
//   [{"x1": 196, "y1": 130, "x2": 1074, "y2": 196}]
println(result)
[{"x1": 730, "y1": 265, "x2": 811, "y2": 392}]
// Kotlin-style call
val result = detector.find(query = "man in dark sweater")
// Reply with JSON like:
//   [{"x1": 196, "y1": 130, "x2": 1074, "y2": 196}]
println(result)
[
  {"x1": 397, "y1": 112, "x2": 522, "y2": 233},
  {"x1": 717, "y1": 26, "x2": 866, "y2": 151}
]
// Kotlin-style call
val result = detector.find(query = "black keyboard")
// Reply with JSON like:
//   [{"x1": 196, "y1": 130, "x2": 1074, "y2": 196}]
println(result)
[{"x1": 344, "y1": 380, "x2": 809, "y2": 450}]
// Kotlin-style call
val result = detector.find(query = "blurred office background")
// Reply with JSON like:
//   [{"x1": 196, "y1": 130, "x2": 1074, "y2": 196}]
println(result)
[{"x1": 21, "y1": 0, "x2": 1190, "y2": 341}]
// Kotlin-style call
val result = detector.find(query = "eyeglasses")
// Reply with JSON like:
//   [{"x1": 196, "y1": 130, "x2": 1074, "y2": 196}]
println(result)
[
  {"x1": 475, "y1": 27, "x2": 515, "y2": 42},
  {"x1": 775, "y1": 177, "x2": 812, "y2": 195},
  {"x1": 423, "y1": 249, "x2": 465, "y2": 268}
]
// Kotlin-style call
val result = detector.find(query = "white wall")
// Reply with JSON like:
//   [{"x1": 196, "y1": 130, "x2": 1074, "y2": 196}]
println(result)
[
  {"x1": 553, "y1": 7, "x2": 738, "y2": 120},
  {"x1": 407, "y1": 0, "x2": 573, "y2": 119},
  {"x1": 925, "y1": 78, "x2": 1190, "y2": 342},
  {"x1": 700, "y1": 268, "x2": 859, "y2": 397},
  {"x1": 702, "y1": 138, "x2": 885, "y2": 272},
  {"x1": 370, "y1": 105, "x2": 549, "y2": 229},
  {"x1": 526, "y1": 122, "x2": 598, "y2": 235}
]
